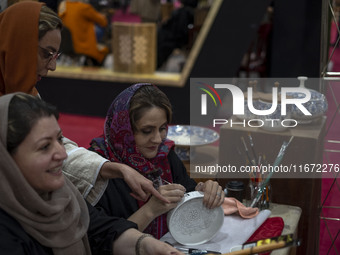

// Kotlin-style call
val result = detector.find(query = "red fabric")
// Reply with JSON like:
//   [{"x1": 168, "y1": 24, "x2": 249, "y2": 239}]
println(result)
[{"x1": 245, "y1": 217, "x2": 284, "y2": 255}]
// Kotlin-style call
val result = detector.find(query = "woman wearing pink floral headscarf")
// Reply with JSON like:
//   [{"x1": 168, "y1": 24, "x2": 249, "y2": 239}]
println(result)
[{"x1": 90, "y1": 83, "x2": 225, "y2": 239}]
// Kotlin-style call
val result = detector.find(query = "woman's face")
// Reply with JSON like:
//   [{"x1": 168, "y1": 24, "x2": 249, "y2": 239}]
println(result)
[
  {"x1": 134, "y1": 107, "x2": 168, "y2": 159},
  {"x1": 11, "y1": 116, "x2": 67, "y2": 194},
  {"x1": 37, "y1": 29, "x2": 61, "y2": 83}
]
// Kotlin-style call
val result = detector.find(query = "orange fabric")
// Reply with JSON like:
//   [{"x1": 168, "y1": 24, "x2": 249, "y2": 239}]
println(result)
[
  {"x1": 0, "y1": 1, "x2": 42, "y2": 96},
  {"x1": 222, "y1": 197, "x2": 259, "y2": 218},
  {"x1": 59, "y1": 1, "x2": 108, "y2": 63}
]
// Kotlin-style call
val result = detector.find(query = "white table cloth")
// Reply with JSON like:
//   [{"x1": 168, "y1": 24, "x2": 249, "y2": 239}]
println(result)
[{"x1": 161, "y1": 209, "x2": 271, "y2": 253}]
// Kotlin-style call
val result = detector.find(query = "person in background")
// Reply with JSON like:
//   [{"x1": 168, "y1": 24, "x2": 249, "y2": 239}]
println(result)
[
  {"x1": 39, "y1": 0, "x2": 61, "y2": 12},
  {"x1": 0, "y1": 1, "x2": 167, "y2": 207},
  {"x1": 157, "y1": 0, "x2": 197, "y2": 69},
  {"x1": 83, "y1": 83, "x2": 225, "y2": 239},
  {"x1": 0, "y1": 0, "x2": 7, "y2": 12},
  {"x1": 0, "y1": 92, "x2": 183, "y2": 255},
  {"x1": 129, "y1": 0, "x2": 161, "y2": 23},
  {"x1": 58, "y1": 0, "x2": 109, "y2": 66}
]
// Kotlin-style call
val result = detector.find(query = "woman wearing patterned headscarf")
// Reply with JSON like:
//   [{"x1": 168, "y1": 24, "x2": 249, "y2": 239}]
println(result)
[{"x1": 89, "y1": 83, "x2": 225, "y2": 239}]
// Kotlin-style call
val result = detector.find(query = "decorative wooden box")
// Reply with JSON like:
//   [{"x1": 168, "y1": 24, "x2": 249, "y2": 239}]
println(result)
[{"x1": 112, "y1": 22, "x2": 156, "y2": 74}]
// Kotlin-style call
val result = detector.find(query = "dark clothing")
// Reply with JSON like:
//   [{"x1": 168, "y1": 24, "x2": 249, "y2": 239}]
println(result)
[
  {"x1": 95, "y1": 150, "x2": 197, "y2": 220},
  {"x1": 0, "y1": 201, "x2": 137, "y2": 255},
  {"x1": 39, "y1": 0, "x2": 60, "y2": 13},
  {"x1": 157, "y1": 4, "x2": 196, "y2": 68},
  {"x1": 0, "y1": 208, "x2": 51, "y2": 255}
]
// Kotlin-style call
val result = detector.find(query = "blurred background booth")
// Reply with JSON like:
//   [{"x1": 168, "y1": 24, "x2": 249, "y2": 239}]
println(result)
[{"x1": 112, "y1": 22, "x2": 156, "y2": 74}]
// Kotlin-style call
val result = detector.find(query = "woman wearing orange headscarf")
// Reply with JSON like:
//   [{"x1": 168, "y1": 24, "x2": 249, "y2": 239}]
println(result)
[{"x1": 0, "y1": 1, "x2": 167, "y2": 207}]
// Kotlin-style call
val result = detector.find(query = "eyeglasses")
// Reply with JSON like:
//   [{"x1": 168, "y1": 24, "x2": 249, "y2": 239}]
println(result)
[{"x1": 38, "y1": 46, "x2": 61, "y2": 63}]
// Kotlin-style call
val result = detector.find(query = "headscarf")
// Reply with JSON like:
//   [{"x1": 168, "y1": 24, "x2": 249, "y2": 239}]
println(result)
[
  {"x1": 0, "y1": 93, "x2": 91, "y2": 255},
  {"x1": 90, "y1": 83, "x2": 175, "y2": 239},
  {"x1": 0, "y1": 2, "x2": 43, "y2": 96}
]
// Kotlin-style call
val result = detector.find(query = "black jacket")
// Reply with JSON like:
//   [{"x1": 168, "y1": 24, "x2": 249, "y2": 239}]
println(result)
[
  {"x1": 0, "y1": 201, "x2": 137, "y2": 254},
  {"x1": 96, "y1": 149, "x2": 197, "y2": 220}
]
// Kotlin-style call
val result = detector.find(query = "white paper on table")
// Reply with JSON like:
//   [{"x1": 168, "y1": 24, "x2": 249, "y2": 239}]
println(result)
[{"x1": 161, "y1": 209, "x2": 271, "y2": 253}]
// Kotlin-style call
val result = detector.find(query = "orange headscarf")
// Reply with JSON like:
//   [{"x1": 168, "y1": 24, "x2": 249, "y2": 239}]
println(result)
[{"x1": 0, "y1": 1, "x2": 43, "y2": 96}]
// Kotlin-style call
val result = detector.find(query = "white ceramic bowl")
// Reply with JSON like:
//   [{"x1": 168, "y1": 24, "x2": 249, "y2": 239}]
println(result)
[
  {"x1": 167, "y1": 125, "x2": 220, "y2": 161},
  {"x1": 167, "y1": 191, "x2": 224, "y2": 245},
  {"x1": 167, "y1": 125, "x2": 219, "y2": 146}
]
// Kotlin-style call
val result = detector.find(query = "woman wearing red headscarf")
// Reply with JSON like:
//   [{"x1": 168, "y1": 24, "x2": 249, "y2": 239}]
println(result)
[{"x1": 89, "y1": 83, "x2": 225, "y2": 239}]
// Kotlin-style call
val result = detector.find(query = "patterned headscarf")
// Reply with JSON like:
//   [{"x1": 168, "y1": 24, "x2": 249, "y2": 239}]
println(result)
[{"x1": 90, "y1": 83, "x2": 175, "y2": 238}]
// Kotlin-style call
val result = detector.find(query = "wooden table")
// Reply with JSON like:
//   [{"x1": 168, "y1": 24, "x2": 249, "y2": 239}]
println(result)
[
  {"x1": 231, "y1": 203, "x2": 302, "y2": 255},
  {"x1": 161, "y1": 202, "x2": 301, "y2": 254},
  {"x1": 269, "y1": 203, "x2": 302, "y2": 255}
]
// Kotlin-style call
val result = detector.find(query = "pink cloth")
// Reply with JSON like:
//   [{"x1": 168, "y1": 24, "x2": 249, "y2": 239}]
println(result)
[{"x1": 222, "y1": 197, "x2": 259, "y2": 218}]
